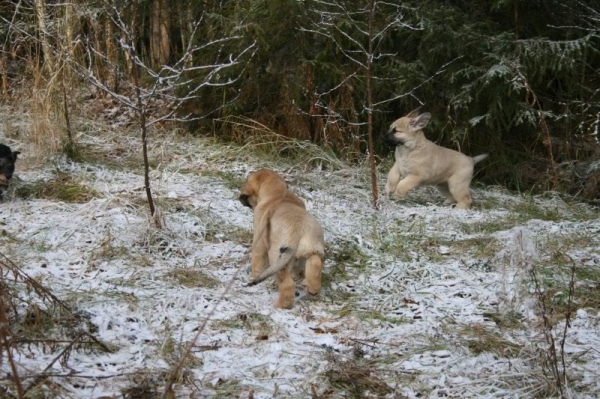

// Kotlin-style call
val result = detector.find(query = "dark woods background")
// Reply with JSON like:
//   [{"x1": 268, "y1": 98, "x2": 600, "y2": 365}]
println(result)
[{"x1": 1, "y1": 0, "x2": 599, "y2": 200}]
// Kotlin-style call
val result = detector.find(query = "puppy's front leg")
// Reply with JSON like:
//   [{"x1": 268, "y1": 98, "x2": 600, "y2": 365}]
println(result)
[
  {"x1": 385, "y1": 165, "x2": 402, "y2": 195},
  {"x1": 304, "y1": 254, "x2": 323, "y2": 296},
  {"x1": 393, "y1": 175, "x2": 422, "y2": 199}
]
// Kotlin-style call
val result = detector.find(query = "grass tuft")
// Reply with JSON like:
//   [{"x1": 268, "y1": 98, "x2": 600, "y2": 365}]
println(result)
[
  {"x1": 217, "y1": 116, "x2": 346, "y2": 170},
  {"x1": 166, "y1": 267, "x2": 221, "y2": 289},
  {"x1": 321, "y1": 350, "x2": 395, "y2": 398},
  {"x1": 14, "y1": 173, "x2": 98, "y2": 203},
  {"x1": 512, "y1": 198, "x2": 561, "y2": 222},
  {"x1": 457, "y1": 324, "x2": 523, "y2": 358},
  {"x1": 212, "y1": 312, "x2": 273, "y2": 339}
]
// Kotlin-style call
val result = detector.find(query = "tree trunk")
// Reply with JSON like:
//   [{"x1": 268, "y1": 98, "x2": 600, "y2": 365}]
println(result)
[
  {"x1": 126, "y1": 28, "x2": 159, "y2": 227},
  {"x1": 121, "y1": 1, "x2": 139, "y2": 83},
  {"x1": 150, "y1": 0, "x2": 171, "y2": 68},
  {"x1": 35, "y1": 0, "x2": 54, "y2": 74},
  {"x1": 64, "y1": 0, "x2": 75, "y2": 59},
  {"x1": 366, "y1": 0, "x2": 379, "y2": 208},
  {"x1": 0, "y1": 56, "x2": 7, "y2": 95},
  {"x1": 105, "y1": 14, "x2": 118, "y2": 92},
  {"x1": 177, "y1": 0, "x2": 194, "y2": 67}
]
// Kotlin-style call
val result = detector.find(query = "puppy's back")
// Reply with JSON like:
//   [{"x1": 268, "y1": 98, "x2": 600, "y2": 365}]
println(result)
[{"x1": 272, "y1": 201, "x2": 324, "y2": 254}]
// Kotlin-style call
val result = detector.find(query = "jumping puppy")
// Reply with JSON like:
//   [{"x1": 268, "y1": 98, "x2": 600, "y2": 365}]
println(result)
[
  {"x1": 384, "y1": 109, "x2": 488, "y2": 209},
  {"x1": 239, "y1": 169, "x2": 324, "y2": 309},
  {"x1": 0, "y1": 144, "x2": 20, "y2": 199}
]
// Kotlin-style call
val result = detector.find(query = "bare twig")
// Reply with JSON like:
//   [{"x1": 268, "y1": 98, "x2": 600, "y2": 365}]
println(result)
[
  {"x1": 560, "y1": 255, "x2": 576, "y2": 388},
  {"x1": 0, "y1": 252, "x2": 72, "y2": 314},
  {"x1": 22, "y1": 339, "x2": 77, "y2": 395},
  {"x1": 514, "y1": 63, "x2": 559, "y2": 190},
  {"x1": 528, "y1": 264, "x2": 565, "y2": 397},
  {"x1": 0, "y1": 252, "x2": 111, "y2": 353},
  {"x1": 0, "y1": 371, "x2": 150, "y2": 381},
  {"x1": 67, "y1": 0, "x2": 256, "y2": 225},
  {"x1": 161, "y1": 263, "x2": 245, "y2": 398},
  {"x1": 0, "y1": 297, "x2": 24, "y2": 398}
]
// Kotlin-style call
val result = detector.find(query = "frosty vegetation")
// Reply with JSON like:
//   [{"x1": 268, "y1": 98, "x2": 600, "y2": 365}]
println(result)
[
  {"x1": 1, "y1": 1, "x2": 599, "y2": 398},
  {"x1": 1, "y1": 102, "x2": 599, "y2": 397}
]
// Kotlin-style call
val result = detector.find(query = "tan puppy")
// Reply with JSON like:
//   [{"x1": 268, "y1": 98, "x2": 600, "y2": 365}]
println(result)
[
  {"x1": 384, "y1": 109, "x2": 488, "y2": 209},
  {"x1": 239, "y1": 169, "x2": 324, "y2": 309}
]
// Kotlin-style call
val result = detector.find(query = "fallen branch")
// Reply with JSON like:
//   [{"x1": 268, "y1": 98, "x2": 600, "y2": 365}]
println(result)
[{"x1": 0, "y1": 252, "x2": 111, "y2": 353}]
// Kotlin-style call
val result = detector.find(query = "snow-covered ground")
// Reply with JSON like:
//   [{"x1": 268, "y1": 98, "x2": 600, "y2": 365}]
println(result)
[{"x1": 1, "y1": 123, "x2": 599, "y2": 398}]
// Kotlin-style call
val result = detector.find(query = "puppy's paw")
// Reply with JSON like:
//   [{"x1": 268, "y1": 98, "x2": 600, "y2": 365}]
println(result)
[
  {"x1": 275, "y1": 298, "x2": 294, "y2": 309},
  {"x1": 391, "y1": 192, "x2": 408, "y2": 201},
  {"x1": 302, "y1": 280, "x2": 321, "y2": 296}
]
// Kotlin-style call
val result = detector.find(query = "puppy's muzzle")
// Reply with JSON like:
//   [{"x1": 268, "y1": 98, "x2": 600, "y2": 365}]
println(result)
[
  {"x1": 239, "y1": 194, "x2": 252, "y2": 208},
  {"x1": 383, "y1": 128, "x2": 404, "y2": 147}
]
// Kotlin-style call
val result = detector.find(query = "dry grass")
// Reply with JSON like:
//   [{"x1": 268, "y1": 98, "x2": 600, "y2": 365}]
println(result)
[
  {"x1": 320, "y1": 349, "x2": 397, "y2": 398},
  {"x1": 186, "y1": 206, "x2": 253, "y2": 245},
  {"x1": 439, "y1": 236, "x2": 501, "y2": 259},
  {"x1": 536, "y1": 232, "x2": 600, "y2": 313},
  {"x1": 216, "y1": 116, "x2": 346, "y2": 170},
  {"x1": 456, "y1": 324, "x2": 523, "y2": 358},
  {"x1": 212, "y1": 312, "x2": 273, "y2": 337},
  {"x1": 14, "y1": 173, "x2": 98, "y2": 203},
  {"x1": 121, "y1": 373, "x2": 164, "y2": 399},
  {"x1": 2, "y1": 83, "x2": 599, "y2": 397},
  {"x1": 166, "y1": 267, "x2": 221, "y2": 289}
]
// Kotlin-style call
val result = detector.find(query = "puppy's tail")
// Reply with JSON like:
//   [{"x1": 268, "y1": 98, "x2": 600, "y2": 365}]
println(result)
[
  {"x1": 247, "y1": 246, "x2": 296, "y2": 286},
  {"x1": 472, "y1": 153, "x2": 490, "y2": 164}
]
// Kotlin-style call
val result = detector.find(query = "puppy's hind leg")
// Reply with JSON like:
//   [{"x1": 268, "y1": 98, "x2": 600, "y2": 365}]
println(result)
[
  {"x1": 275, "y1": 268, "x2": 295, "y2": 309},
  {"x1": 304, "y1": 254, "x2": 323, "y2": 296},
  {"x1": 436, "y1": 183, "x2": 456, "y2": 206},
  {"x1": 448, "y1": 176, "x2": 473, "y2": 209}
]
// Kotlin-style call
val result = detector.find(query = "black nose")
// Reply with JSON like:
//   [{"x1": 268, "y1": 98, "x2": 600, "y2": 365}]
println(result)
[
  {"x1": 239, "y1": 194, "x2": 251, "y2": 208},
  {"x1": 383, "y1": 128, "x2": 402, "y2": 146}
]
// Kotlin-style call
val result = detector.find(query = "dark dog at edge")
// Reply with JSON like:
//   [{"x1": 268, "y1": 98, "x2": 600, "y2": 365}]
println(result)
[{"x1": 0, "y1": 144, "x2": 20, "y2": 198}]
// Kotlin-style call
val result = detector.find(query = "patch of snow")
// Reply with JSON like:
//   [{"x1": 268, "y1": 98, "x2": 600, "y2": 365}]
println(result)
[{"x1": 1, "y1": 129, "x2": 599, "y2": 397}]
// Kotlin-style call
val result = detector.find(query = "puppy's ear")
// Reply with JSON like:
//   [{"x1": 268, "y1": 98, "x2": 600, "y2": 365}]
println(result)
[
  {"x1": 406, "y1": 107, "x2": 422, "y2": 118},
  {"x1": 408, "y1": 113, "x2": 431, "y2": 131},
  {"x1": 11, "y1": 151, "x2": 20, "y2": 163}
]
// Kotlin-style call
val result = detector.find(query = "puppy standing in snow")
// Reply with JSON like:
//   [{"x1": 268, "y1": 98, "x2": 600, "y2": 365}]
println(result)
[
  {"x1": 0, "y1": 144, "x2": 20, "y2": 199},
  {"x1": 239, "y1": 169, "x2": 325, "y2": 309},
  {"x1": 384, "y1": 109, "x2": 489, "y2": 209}
]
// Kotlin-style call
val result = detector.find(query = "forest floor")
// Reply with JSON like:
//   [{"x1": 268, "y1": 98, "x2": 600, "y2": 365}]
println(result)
[{"x1": 1, "y1": 105, "x2": 599, "y2": 398}]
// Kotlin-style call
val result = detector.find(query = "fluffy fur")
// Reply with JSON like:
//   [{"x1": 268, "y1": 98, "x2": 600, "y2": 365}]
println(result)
[
  {"x1": 384, "y1": 109, "x2": 488, "y2": 209},
  {"x1": 239, "y1": 169, "x2": 325, "y2": 309}
]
